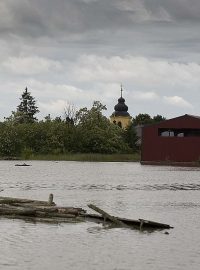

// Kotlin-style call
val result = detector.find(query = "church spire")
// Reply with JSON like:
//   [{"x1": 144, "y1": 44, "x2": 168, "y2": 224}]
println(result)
[
  {"x1": 112, "y1": 85, "x2": 129, "y2": 116},
  {"x1": 110, "y1": 85, "x2": 132, "y2": 129}
]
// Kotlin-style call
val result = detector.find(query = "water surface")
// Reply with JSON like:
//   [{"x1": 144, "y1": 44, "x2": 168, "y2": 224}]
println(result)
[{"x1": 0, "y1": 161, "x2": 199, "y2": 270}]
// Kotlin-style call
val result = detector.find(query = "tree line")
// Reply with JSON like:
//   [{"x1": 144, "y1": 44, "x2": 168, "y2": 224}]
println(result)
[{"x1": 0, "y1": 88, "x2": 166, "y2": 158}]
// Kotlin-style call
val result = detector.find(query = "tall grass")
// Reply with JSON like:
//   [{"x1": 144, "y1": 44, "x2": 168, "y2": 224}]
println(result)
[{"x1": 23, "y1": 153, "x2": 140, "y2": 162}]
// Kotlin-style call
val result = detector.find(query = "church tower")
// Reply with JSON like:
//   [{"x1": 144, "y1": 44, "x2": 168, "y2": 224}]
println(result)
[{"x1": 110, "y1": 86, "x2": 132, "y2": 129}]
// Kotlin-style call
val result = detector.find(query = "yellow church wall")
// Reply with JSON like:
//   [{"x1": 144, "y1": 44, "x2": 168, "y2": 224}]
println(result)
[{"x1": 110, "y1": 115, "x2": 132, "y2": 129}]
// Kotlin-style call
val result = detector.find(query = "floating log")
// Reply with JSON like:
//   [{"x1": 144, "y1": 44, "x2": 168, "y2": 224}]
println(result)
[
  {"x1": 0, "y1": 205, "x2": 79, "y2": 219},
  {"x1": 138, "y1": 219, "x2": 173, "y2": 229},
  {"x1": 0, "y1": 205, "x2": 36, "y2": 216},
  {"x1": 2, "y1": 214, "x2": 84, "y2": 224},
  {"x1": 0, "y1": 194, "x2": 86, "y2": 224},
  {"x1": 9, "y1": 204, "x2": 86, "y2": 215},
  {"x1": 0, "y1": 196, "x2": 56, "y2": 206},
  {"x1": 85, "y1": 207, "x2": 173, "y2": 230},
  {"x1": 0, "y1": 195, "x2": 173, "y2": 230},
  {"x1": 88, "y1": 204, "x2": 129, "y2": 228}
]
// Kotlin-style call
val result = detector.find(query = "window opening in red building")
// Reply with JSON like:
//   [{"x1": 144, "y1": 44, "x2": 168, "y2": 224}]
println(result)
[{"x1": 158, "y1": 128, "x2": 200, "y2": 137}]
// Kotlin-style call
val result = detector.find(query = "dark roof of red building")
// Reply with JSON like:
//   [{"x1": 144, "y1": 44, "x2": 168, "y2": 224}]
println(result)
[{"x1": 143, "y1": 114, "x2": 200, "y2": 129}]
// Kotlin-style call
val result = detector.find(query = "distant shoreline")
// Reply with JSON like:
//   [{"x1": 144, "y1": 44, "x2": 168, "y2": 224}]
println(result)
[{"x1": 0, "y1": 153, "x2": 141, "y2": 162}]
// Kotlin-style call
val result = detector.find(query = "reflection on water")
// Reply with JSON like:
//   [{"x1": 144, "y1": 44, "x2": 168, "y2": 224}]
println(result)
[{"x1": 0, "y1": 161, "x2": 200, "y2": 270}]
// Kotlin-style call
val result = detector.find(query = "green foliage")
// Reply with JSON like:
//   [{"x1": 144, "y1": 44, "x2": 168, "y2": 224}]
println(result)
[
  {"x1": 123, "y1": 123, "x2": 139, "y2": 151},
  {"x1": 3, "y1": 100, "x2": 157, "y2": 158},
  {"x1": 0, "y1": 123, "x2": 22, "y2": 157},
  {"x1": 75, "y1": 101, "x2": 130, "y2": 154},
  {"x1": 132, "y1": 113, "x2": 152, "y2": 126},
  {"x1": 16, "y1": 121, "x2": 75, "y2": 154},
  {"x1": 132, "y1": 113, "x2": 166, "y2": 126},
  {"x1": 12, "y1": 87, "x2": 39, "y2": 124},
  {"x1": 27, "y1": 153, "x2": 140, "y2": 162},
  {"x1": 153, "y1": 114, "x2": 166, "y2": 123}
]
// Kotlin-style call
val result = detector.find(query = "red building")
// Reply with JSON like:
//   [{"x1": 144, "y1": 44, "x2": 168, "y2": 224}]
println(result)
[{"x1": 141, "y1": 114, "x2": 200, "y2": 166}]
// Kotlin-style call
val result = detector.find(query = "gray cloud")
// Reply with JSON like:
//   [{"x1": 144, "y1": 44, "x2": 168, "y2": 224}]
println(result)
[
  {"x1": 143, "y1": 0, "x2": 200, "y2": 22},
  {"x1": 0, "y1": 0, "x2": 135, "y2": 38},
  {"x1": 1, "y1": 0, "x2": 200, "y2": 38},
  {"x1": 0, "y1": 0, "x2": 200, "y2": 120},
  {"x1": 0, "y1": 0, "x2": 199, "y2": 62}
]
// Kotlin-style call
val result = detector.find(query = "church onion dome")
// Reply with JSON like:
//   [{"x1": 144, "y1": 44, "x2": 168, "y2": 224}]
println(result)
[{"x1": 112, "y1": 86, "x2": 130, "y2": 117}]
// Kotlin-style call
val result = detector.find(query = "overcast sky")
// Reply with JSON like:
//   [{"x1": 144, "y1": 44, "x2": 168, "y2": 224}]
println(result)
[{"x1": 1, "y1": 0, "x2": 200, "y2": 120}]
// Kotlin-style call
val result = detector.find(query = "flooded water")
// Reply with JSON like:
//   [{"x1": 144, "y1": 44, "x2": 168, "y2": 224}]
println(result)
[{"x1": 0, "y1": 161, "x2": 200, "y2": 270}]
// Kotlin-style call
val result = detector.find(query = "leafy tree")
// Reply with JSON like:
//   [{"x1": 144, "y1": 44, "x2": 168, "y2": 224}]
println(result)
[
  {"x1": 75, "y1": 101, "x2": 107, "y2": 127},
  {"x1": 4, "y1": 98, "x2": 170, "y2": 156},
  {"x1": 0, "y1": 123, "x2": 22, "y2": 157},
  {"x1": 75, "y1": 101, "x2": 130, "y2": 153},
  {"x1": 153, "y1": 114, "x2": 166, "y2": 123},
  {"x1": 123, "y1": 123, "x2": 139, "y2": 152},
  {"x1": 133, "y1": 113, "x2": 152, "y2": 126},
  {"x1": 54, "y1": 116, "x2": 62, "y2": 123},
  {"x1": 15, "y1": 87, "x2": 39, "y2": 124},
  {"x1": 133, "y1": 113, "x2": 166, "y2": 126},
  {"x1": 44, "y1": 114, "x2": 52, "y2": 122}
]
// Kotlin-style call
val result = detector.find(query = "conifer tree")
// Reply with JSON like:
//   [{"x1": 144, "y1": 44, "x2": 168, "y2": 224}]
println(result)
[{"x1": 16, "y1": 87, "x2": 39, "y2": 123}]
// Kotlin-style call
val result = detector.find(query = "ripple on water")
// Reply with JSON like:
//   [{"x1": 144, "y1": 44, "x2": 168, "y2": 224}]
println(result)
[{"x1": 58, "y1": 183, "x2": 200, "y2": 192}]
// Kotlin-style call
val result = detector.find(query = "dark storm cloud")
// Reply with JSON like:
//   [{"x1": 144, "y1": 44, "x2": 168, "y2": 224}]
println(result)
[
  {"x1": 0, "y1": 0, "x2": 135, "y2": 38},
  {"x1": 1, "y1": 0, "x2": 199, "y2": 39},
  {"x1": 0, "y1": 0, "x2": 199, "y2": 61},
  {"x1": 143, "y1": 0, "x2": 200, "y2": 22},
  {"x1": 0, "y1": 0, "x2": 199, "y2": 60}
]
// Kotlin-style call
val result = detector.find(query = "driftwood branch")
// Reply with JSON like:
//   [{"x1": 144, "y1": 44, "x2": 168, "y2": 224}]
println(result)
[
  {"x1": 88, "y1": 204, "x2": 129, "y2": 228},
  {"x1": 86, "y1": 205, "x2": 173, "y2": 230}
]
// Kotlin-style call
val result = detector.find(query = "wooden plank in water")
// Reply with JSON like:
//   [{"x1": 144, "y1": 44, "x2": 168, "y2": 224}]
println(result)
[
  {"x1": 138, "y1": 219, "x2": 173, "y2": 229},
  {"x1": 88, "y1": 204, "x2": 129, "y2": 228},
  {"x1": 85, "y1": 211, "x2": 173, "y2": 230}
]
